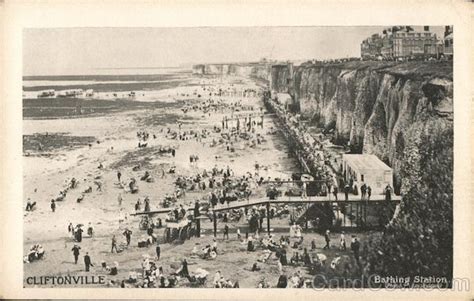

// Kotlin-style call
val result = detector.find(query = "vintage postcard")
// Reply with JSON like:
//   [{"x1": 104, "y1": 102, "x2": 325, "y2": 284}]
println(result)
[{"x1": 0, "y1": 0, "x2": 472, "y2": 300}]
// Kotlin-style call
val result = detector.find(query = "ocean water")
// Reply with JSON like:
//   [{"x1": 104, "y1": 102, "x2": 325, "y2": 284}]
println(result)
[{"x1": 23, "y1": 68, "x2": 193, "y2": 94}]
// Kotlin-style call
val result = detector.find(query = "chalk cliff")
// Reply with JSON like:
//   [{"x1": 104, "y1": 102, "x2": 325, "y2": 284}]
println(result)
[
  {"x1": 273, "y1": 61, "x2": 453, "y2": 192},
  {"x1": 194, "y1": 60, "x2": 454, "y2": 278},
  {"x1": 273, "y1": 60, "x2": 453, "y2": 279}
]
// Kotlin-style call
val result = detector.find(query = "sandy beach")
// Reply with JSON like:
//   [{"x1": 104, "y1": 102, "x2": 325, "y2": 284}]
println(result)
[{"x1": 24, "y1": 74, "x2": 362, "y2": 288}]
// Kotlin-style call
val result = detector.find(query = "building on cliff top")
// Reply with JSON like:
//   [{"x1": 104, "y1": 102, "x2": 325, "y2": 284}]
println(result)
[
  {"x1": 442, "y1": 26, "x2": 453, "y2": 58},
  {"x1": 361, "y1": 34, "x2": 383, "y2": 59},
  {"x1": 342, "y1": 154, "x2": 393, "y2": 195},
  {"x1": 392, "y1": 30, "x2": 438, "y2": 57},
  {"x1": 361, "y1": 26, "x2": 444, "y2": 60}
]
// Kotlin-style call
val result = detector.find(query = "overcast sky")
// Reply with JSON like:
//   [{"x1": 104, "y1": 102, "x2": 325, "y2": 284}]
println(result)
[{"x1": 23, "y1": 26, "x2": 445, "y2": 76}]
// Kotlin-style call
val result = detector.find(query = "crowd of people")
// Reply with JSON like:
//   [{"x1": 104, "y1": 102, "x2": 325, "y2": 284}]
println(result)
[
  {"x1": 265, "y1": 95, "x2": 336, "y2": 196},
  {"x1": 24, "y1": 78, "x2": 374, "y2": 289}
]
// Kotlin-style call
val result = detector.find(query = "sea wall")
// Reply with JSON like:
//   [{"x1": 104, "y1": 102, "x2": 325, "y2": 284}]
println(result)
[{"x1": 271, "y1": 61, "x2": 453, "y2": 192}]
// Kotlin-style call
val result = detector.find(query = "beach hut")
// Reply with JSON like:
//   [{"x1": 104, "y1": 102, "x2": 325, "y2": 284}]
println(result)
[{"x1": 341, "y1": 154, "x2": 393, "y2": 195}]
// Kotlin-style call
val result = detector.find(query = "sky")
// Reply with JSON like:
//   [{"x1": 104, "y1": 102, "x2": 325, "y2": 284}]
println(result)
[{"x1": 23, "y1": 26, "x2": 445, "y2": 76}]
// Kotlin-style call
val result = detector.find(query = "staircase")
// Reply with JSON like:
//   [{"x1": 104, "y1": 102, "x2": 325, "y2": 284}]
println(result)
[{"x1": 292, "y1": 203, "x2": 336, "y2": 227}]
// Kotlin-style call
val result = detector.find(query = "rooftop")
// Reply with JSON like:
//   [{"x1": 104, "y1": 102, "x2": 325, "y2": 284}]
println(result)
[{"x1": 342, "y1": 154, "x2": 392, "y2": 174}]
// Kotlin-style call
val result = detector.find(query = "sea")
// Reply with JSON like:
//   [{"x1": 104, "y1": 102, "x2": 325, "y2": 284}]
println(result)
[{"x1": 22, "y1": 67, "x2": 194, "y2": 98}]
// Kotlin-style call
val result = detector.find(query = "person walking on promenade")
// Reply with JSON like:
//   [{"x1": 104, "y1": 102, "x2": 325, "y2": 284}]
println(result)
[
  {"x1": 384, "y1": 184, "x2": 392, "y2": 202},
  {"x1": 51, "y1": 199, "x2": 56, "y2": 212},
  {"x1": 301, "y1": 181, "x2": 307, "y2": 199},
  {"x1": 332, "y1": 186, "x2": 338, "y2": 201},
  {"x1": 360, "y1": 184, "x2": 367, "y2": 200},
  {"x1": 344, "y1": 183, "x2": 350, "y2": 201},
  {"x1": 367, "y1": 186, "x2": 372, "y2": 200}
]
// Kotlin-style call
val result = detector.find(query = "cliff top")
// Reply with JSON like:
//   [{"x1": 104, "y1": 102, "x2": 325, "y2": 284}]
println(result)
[{"x1": 298, "y1": 60, "x2": 453, "y2": 81}]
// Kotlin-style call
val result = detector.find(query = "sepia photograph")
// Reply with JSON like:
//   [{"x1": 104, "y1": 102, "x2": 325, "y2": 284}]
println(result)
[{"x1": 21, "y1": 25, "x2": 455, "y2": 289}]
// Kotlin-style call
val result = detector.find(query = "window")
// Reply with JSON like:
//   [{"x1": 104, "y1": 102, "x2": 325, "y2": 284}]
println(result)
[{"x1": 361, "y1": 174, "x2": 364, "y2": 182}]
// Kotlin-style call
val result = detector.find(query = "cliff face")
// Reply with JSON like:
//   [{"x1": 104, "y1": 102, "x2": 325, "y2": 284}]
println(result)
[
  {"x1": 192, "y1": 63, "x2": 272, "y2": 83},
  {"x1": 274, "y1": 61, "x2": 453, "y2": 192}
]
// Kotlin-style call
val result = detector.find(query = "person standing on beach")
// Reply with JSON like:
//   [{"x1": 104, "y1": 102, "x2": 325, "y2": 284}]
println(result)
[
  {"x1": 84, "y1": 252, "x2": 93, "y2": 272},
  {"x1": 193, "y1": 200, "x2": 200, "y2": 218},
  {"x1": 50, "y1": 199, "x2": 56, "y2": 212},
  {"x1": 117, "y1": 171, "x2": 122, "y2": 182},
  {"x1": 155, "y1": 242, "x2": 161, "y2": 260},
  {"x1": 111, "y1": 235, "x2": 118, "y2": 253},
  {"x1": 311, "y1": 239, "x2": 316, "y2": 250},
  {"x1": 340, "y1": 231, "x2": 346, "y2": 250},
  {"x1": 123, "y1": 228, "x2": 132, "y2": 246},
  {"x1": 144, "y1": 197, "x2": 150, "y2": 212},
  {"x1": 75, "y1": 226, "x2": 83, "y2": 242},
  {"x1": 135, "y1": 199, "x2": 141, "y2": 211},
  {"x1": 68, "y1": 222, "x2": 74, "y2": 237},
  {"x1": 71, "y1": 245, "x2": 81, "y2": 264},
  {"x1": 223, "y1": 224, "x2": 229, "y2": 240},
  {"x1": 351, "y1": 236, "x2": 360, "y2": 265},
  {"x1": 324, "y1": 230, "x2": 330, "y2": 249},
  {"x1": 26, "y1": 198, "x2": 33, "y2": 211}
]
